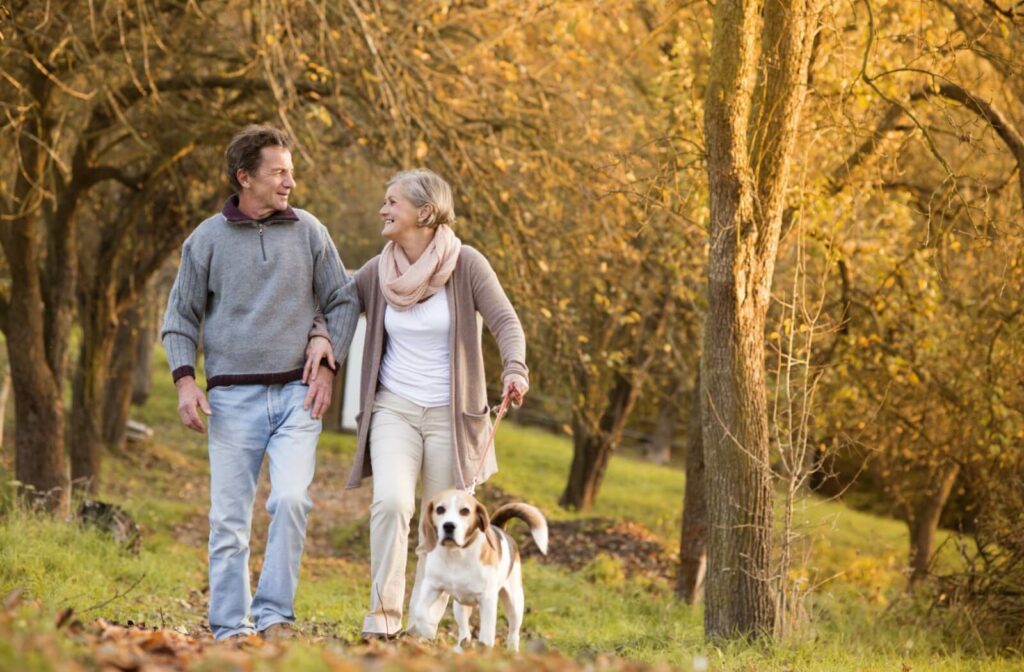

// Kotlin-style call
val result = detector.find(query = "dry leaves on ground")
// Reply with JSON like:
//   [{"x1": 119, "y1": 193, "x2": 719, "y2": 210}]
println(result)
[{"x1": 3, "y1": 587, "x2": 671, "y2": 671}]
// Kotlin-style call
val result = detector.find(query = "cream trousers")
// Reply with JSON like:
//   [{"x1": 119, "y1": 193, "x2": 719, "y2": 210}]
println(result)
[{"x1": 362, "y1": 388, "x2": 455, "y2": 635}]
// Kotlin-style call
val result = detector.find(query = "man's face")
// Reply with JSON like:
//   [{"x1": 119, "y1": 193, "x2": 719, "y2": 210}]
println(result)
[{"x1": 238, "y1": 145, "x2": 295, "y2": 216}]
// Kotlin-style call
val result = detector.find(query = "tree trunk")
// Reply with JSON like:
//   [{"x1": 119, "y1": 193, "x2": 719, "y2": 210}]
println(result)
[
  {"x1": 0, "y1": 71, "x2": 70, "y2": 512},
  {"x1": 677, "y1": 369, "x2": 707, "y2": 603},
  {"x1": 70, "y1": 310, "x2": 118, "y2": 495},
  {"x1": 559, "y1": 419, "x2": 617, "y2": 511},
  {"x1": 104, "y1": 306, "x2": 142, "y2": 451},
  {"x1": 560, "y1": 373, "x2": 637, "y2": 511},
  {"x1": 701, "y1": 0, "x2": 818, "y2": 641},
  {"x1": 0, "y1": 354, "x2": 10, "y2": 450},
  {"x1": 7, "y1": 286, "x2": 68, "y2": 511},
  {"x1": 908, "y1": 462, "x2": 960, "y2": 583},
  {"x1": 701, "y1": 283, "x2": 777, "y2": 638},
  {"x1": 647, "y1": 396, "x2": 677, "y2": 464},
  {"x1": 131, "y1": 295, "x2": 157, "y2": 406}
]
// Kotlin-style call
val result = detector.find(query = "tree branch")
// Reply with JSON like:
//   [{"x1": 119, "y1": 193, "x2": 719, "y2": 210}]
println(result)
[{"x1": 924, "y1": 82, "x2": 1024, "y2": 209}]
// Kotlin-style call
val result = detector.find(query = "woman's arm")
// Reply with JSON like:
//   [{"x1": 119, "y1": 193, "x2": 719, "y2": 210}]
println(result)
[{"x1": 466, "y1": 249, "x2": 529, "y2": 401}]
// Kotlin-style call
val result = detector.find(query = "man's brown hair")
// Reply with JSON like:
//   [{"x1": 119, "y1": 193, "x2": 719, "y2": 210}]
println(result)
[{"x1": 225, "y1": 125, "x2": 293, "y2": 192}]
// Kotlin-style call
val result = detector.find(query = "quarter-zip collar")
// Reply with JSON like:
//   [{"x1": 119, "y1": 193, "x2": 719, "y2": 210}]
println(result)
[{"x1": 222, "y1": 194, "x2": 300, "y2": 224}]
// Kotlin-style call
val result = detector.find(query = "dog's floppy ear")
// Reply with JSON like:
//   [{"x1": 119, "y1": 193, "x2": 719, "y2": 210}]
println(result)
[
  {"x1": 476, "y1": 501, "x2": 499, "y2": 551},
  {"x1": 420, "y1": 500, "x2": 438, "y2": 553}
]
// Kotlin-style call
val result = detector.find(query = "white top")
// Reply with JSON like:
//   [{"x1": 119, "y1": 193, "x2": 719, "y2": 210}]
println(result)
[{"x1": 379, "y1": 286, "x2": 452, "y2": 407}]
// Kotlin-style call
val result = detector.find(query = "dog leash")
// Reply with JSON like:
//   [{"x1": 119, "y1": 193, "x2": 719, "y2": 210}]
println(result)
[{"x1": 466, "y1": 388, "x2": 517, "y2": 495}]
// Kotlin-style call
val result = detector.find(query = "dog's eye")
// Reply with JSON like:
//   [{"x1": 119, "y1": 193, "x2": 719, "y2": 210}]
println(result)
[
  {"x1": 459, "y1": 507, "x2": 470, "y2": 516},
  {"x1": 435, "y1": 506, "x2": 445, "y2": 515}
]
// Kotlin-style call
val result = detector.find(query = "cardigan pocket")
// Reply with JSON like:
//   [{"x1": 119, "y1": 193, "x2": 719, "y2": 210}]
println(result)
[{"x1": 462, "y1": 406, "x2": 494, "y2": 464}]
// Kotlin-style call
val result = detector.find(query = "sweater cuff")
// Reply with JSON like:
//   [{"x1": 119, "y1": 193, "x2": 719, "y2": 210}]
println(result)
[
  {"x1": 171, "y1": 366, "x2": 196, "y2": 383},
  {"x1": 501, "y1": 364, "x2": 529, "y2": 382},
  {"x1": 309, "y1": 324, "x2": 331, "y2": 341}
]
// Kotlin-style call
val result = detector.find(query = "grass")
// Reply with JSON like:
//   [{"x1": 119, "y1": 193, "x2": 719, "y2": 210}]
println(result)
[
  {"x1": 0, "y1": 508, "x2": 206, "y2": 630},
  {"x1": 0, "y1": 346, "x2": 1021, "y2": 669},
  {"x1": 489, "y1": 422, "x2": 685, "y2": 538}
]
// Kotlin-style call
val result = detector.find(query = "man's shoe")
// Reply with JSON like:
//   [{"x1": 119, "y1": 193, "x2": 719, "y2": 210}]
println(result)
[
  {"x1": 260, "y1": 622, "x2": 298, "y2": 641},
  {"x1": 220, "y1": 630, "x2": 257, "y2": 644}
]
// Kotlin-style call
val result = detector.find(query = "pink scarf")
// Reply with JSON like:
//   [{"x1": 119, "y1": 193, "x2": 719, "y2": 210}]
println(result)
[{"x1": 378, "y1": 224, "x2": 463, "y2": 310}]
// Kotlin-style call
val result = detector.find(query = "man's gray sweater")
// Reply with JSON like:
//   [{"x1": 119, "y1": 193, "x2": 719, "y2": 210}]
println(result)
[{"x1": 161, "y1": 197, "x2": 359, "y2": 389}]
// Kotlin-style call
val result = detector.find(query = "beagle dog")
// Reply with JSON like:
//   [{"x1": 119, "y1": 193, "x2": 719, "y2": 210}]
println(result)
[{"x1": 407, "y1": 489, "x2": 548, "y2": 651}]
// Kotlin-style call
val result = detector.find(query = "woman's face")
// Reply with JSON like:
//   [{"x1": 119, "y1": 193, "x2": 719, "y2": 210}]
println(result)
[{"x1": 379, "y1": 184, "x2": 424, "y2": 241}]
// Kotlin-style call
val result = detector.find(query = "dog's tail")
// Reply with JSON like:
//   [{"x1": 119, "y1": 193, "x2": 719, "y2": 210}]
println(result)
[{"x1": 491, "y1": 503, "x2": 548, "y2": 555}]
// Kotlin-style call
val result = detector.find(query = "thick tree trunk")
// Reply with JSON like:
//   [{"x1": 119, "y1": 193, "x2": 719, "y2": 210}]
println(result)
[
  {"x1": 702, "y1": 0, "x2": 776, "y2": 638},
  {"x1": 7, "y1": 286, "x2": 68, "y2": 511},
  {"x1": 701, "y1": 277, "x2": 777, "y2": 638},
  {"x1": 908, "y1": 463, "x2": 960, "y2": 583},
  {"x1": 701, "y1": 0, "x2": 818, "y2": 641},
  {"x1": 1, "y1": 72, "x2": 70, "y2": 512},
  {"x1": 677, "y1": 370, "x2": 707, "y2": 603},
  {"x1": 560, "y1": 374, "x2": 637, "y2": 511}
]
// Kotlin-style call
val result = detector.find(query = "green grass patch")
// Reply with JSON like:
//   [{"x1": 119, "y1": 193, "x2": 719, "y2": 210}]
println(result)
[{"x1": 0, "y1": 509, "x2": 206, "y2": 629}]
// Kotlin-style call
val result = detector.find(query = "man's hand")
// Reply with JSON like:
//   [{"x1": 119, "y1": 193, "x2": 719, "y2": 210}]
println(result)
[
  {"x1": 503, "y1": 373, "x2": 529, "y2": 409},
  {"x1": 304, "y1": 335, "x2": 336, "y2": 384},
  {"x1": 304, "y1": 365, "x2": 335, "y2": 420},
  {"x1": 176, "y1": 376, "x2": 212, "y2": 433}
]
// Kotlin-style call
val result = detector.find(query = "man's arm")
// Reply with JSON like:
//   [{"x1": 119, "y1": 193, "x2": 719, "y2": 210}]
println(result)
[
  {"x1": 303, "y1": 310, "x2": 336, "y2": 419},
  {"x1": 312, "y1": 226, "x2": 360, "y2": 367},
  {"x1": 300, "y1": 226, "x2": 358, "y2": 420},
  {"x1": 303, "y1": 310, "x2": 336, "y2": 384},
  {"x1": 161, "y1": 242, "x2": 213, "y2": 432}
]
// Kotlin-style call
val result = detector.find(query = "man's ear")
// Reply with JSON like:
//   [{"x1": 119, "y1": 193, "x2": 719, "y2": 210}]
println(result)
[
  {"x1": 236, "y1": 168, "x2": 250, "y2": 189},
  {"x1": 420, "y1": 501, "x2": 438, "y2": 553}
]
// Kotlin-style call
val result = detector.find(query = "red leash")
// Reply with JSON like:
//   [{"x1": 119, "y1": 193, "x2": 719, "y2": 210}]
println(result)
[{"x1": 466, "y1": 387, "x2": 519, "y2": 494}]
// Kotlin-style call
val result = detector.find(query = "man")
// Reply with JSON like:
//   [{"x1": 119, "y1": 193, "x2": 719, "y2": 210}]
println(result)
[{"x1": 161, "y1": 125, "x2": 358, "y2": 640}]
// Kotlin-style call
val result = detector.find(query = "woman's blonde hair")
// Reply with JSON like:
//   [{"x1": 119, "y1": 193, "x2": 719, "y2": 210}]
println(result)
[{"x1": 388, "y1": 169, "x2": 456, "y2": 229}]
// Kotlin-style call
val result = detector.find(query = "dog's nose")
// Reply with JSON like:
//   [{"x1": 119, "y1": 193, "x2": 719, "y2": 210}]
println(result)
[{"x1": 443, "y1": 522, "x2": 455, "y2": 534}]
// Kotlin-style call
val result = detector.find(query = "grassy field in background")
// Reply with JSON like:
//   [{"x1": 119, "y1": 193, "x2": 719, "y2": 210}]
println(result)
[{"x1": 0, "y1": 347, "x2": 1019, "y2": 670}]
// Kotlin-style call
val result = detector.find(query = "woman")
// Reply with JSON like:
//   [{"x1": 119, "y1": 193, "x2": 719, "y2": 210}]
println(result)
[{"x1": 345, "y1": 169, "x2": 529, "y2": 640}]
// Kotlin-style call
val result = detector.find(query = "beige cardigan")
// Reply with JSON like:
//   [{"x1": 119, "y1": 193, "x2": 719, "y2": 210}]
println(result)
[{"x1": 345, "y1": 246, "x2": 529, "y2": 490}]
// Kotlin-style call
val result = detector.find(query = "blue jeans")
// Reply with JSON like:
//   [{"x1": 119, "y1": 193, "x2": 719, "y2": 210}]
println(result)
[{"x1": 206, "y1": 381, "x2": 320, "y2": 639}]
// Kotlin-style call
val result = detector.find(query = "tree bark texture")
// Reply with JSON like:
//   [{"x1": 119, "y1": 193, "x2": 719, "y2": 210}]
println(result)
[
  {"x1": 701, "y1": 0, "x2": 819, "y2": 640},
  {"x1": 7, "y1": 281, "x2": 68, "y2": 510},
  {"x1": 677, "y1": 369, "x2": 707, "y2": 603}
]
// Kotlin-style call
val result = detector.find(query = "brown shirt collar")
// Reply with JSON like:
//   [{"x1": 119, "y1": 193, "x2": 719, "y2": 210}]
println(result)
[{"x1": 222, "y1": 194, "x2": 300, "y2": 223}]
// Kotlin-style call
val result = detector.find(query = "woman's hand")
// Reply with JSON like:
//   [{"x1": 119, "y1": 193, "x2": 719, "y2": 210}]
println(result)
[
  {"x1": 304, "y1": 335, "x2": 336, "y2": 384},
  {"x1": 503, "y1": 373, "x2": 529, "y2": 408}
]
